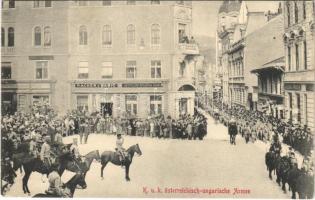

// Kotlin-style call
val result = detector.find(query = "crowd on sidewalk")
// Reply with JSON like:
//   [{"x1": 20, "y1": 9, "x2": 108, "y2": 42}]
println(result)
[{"x1": 200, "y1": 100, "x2": 313, "y2": 157}]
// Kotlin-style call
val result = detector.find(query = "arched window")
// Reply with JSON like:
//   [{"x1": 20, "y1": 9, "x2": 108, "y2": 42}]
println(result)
[
  {"x1": 8, "y1": 27, "x2": 14, "y2": 47},
  {"x1": 102, "y1": 25, "x2": 112, "y2": 46},
  {"x1": 1, "y1": 28, "x2": 5, "y2": 47},
  {"x1": 79, "y1": 25, "x2": 87, "y2": 45},
  {"x1": 34, "y1": 26, "x2": 41, "y2": 46},
  {"x1": 294, "y1": 2, "x2": 298, "y2": 23},
  {"x1": 44, "y1": 26, "x2": 51, "y2": 47},
  {"x1": 127, "y1": 24, "x2": 135, "y2": 45},
  {"x1": 151, "y1": 24, "x2": 160, "y2": 46}
]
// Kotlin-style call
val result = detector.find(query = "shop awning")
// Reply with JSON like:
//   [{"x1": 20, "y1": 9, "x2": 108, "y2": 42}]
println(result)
[{"x1": 251, "y1": 57, "x2": 285, "y2": 74}]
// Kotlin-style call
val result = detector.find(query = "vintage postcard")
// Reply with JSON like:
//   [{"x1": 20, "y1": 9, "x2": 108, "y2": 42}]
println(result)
[{"x1": 1, "y1": 0, "x2": 314, "y2": 198}]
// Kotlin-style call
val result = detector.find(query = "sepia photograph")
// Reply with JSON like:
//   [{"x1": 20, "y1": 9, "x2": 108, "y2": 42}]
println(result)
[{"x1": 1, "y1": 0, "x2": 314, "y2": 198}]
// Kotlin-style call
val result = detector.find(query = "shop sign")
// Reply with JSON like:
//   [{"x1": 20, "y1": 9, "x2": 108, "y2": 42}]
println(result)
[{"x1": 74, "y1": 82, "x2": 163, "y2": 88}]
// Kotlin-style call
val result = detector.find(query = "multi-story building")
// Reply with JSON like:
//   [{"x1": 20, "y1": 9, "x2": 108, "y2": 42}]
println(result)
[
  {"x1": 249, "y1": 14, "x2": 285, "y2": 118},
  {"x1": 1, "y1": 0, "x2": 199, "y2": 119},
  {"x1": 283, "y1": 0, "x2": 315, "y2": 131},
  {"x1": 216, "y1": 0, "x2": 242, "y2": 106}
]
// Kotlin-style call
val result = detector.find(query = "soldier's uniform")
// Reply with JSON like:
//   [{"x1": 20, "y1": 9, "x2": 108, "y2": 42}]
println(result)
[{"x1": 40, "y1": 137, "x2": 52, "y2": 169}]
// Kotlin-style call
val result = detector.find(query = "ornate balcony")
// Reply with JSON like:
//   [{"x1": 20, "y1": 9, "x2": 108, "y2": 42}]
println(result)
[
  {"x1": 1, "y1": 47, "x2": 15, "y2": 55},
  {"x1": 178, "y1": 43, "x2": 199, "y2": 55}
]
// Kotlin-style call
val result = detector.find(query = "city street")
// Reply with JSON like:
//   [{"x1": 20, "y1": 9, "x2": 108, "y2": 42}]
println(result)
[{"x1": 6, "y1": 113, "x2": 290, "y2": 198}]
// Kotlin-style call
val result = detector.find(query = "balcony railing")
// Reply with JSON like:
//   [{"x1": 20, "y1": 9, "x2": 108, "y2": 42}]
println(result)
[
  {"x1": 178, "y1": 43, "x2": 199, "y2": 55},
  {"x1": 1, "y1": 47, "x2": 15, "y2": 55}
]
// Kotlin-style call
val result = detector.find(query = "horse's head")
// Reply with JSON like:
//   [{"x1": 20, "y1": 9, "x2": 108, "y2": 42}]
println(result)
[
  {"x1": 86, "y1": 150, "x2": 101, "y2": 162},
  {"x1": 68, "y1": 173, "x2": 87, "y2": 190},
  {"x1": 134, "y1": 144, "x2": 142, "y2": 156}
]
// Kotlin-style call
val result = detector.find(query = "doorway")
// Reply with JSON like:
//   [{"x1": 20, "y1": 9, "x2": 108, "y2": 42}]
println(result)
[{"x1": 101, "y1": 102, "x2": 113, "y2": 117}]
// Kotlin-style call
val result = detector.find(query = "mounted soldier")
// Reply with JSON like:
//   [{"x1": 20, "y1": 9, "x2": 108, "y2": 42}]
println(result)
[
  {"x1": 40, "y1": 136, "x2": 55, "y2": 170},
  {"x1": 70, "y1": 138, "x2": 81, "y2": 165},
  {"x1": 269, "y1": 133, "x2": 282, "y2": 157},
  {"x1": 115, "y1": 133, "x2": 128, "y2": 167}
]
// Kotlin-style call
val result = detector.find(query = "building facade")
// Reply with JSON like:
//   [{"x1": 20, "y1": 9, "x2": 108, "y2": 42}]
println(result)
[
  {"x1": 283, "y1": 0, "x2": 315, "y2": 131},
  {"x1": 1, "y1": 0, "x2": 199, "y2": 119}
]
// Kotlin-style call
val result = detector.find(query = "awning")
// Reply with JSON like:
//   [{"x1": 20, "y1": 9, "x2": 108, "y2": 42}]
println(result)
[{"x1": 251, "y1": 57, "x2": 285, "y2": 74}]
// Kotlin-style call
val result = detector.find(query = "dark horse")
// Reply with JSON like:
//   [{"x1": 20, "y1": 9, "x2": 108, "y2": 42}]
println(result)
[
  {"x1": 33, "y1": 173, "x2": 87, "y2": 198},
  {"x1": 228, "y1": 123, "x2": 237, "y2": 145},
  {"x1": 275, "y1": 156, "x2": 291, "y2": 192},
  {"x1": 100, "y1": 144, "x2": 142, "y2": 181},
  {"x1": 12, "y1": 148, "x2": 74, "y2": 195},
  {"x1": 265, "y1": 151, "x2": 280, "y2": 180},
  {"x1": 287, "y1": 168, "x2": 314, "y2": 199},
  {"x1": 193, "y1": 121, "x2": 207, "y2": 140},
  {"x1": 58, "y1": 150, "x2": 101, "y2": 177}
]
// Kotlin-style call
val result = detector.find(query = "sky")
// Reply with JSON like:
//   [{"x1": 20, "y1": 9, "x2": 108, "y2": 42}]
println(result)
[{"x1": 192, "y1": 1, "x2": 222, "y2": 38}]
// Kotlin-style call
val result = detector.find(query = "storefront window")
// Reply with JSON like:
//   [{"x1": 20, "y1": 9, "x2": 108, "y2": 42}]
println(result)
[
  {"x1": 77, "y1": 95, "x2": 88, "y2": 112},
  {"x1": 101, "y1": 61, "x2": 113, "y2": 78},
  {"x1": 151, "y1": 60, "x2": 161, "y2": 78},
  {"x1": 1, "y1": 62, "x2": 11, "y2": 79},
  {"x1": 78, "y1": 61, "x2": 88, "y2": 79},
  {"x1": 125, "y1": 95, "x2": 137, "y2": 115},
  {"x1": 35, "y1": 61, "x2": 48, "y2": 79},
  {"x1": 150, "y1": 95, "x2": 162, "y2": 115},
  {"x1": 126, "y1": 61, "x2": 136, "y2": 78},
  {"x1": 32, "y1": 95, "x2": 49, "y2": 106}
]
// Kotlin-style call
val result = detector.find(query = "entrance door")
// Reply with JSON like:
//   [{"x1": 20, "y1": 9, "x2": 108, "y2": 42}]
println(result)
[{"x1": 101, "y1": 102, "x2": 113, "y2": 117}]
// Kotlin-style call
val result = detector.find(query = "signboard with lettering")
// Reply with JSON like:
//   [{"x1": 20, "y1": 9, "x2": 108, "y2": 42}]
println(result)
[{"x1": 74, "y1": 82, "x2": 163, "y2": 88}]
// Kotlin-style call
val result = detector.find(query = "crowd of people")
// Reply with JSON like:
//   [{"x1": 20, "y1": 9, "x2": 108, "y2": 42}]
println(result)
[{"x1": 204, "y1": 100, "x2": 313, "y2": 157}]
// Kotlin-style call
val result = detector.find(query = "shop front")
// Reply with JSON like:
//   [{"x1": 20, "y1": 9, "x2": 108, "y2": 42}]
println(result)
[{"x1": 71, "y1": 80, "x2": 169, "y2": 119}]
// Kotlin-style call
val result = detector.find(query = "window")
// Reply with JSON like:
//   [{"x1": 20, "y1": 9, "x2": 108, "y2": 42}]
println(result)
[
  {"x1": 304, "y1": 40, "x2": 307, "y2": 70},
  {"x1": 287, "y1": 2, "x2": 291, "y2": 26},
  {"x1": 151, "y1": 0, "x2": 160, "y2": 4},
  {"x1": 32, "y1": 95, "x2": 49, "y2": 106},
  {"x1": 1, "y1": 28, "x2": 4, "y2": 47},
  {"x1": 294, "y1": 2, "x2": 298, "y2": 23},
  {"x1": 1, "y1": 63, "x2": 11, "y2": 79},
  {"x1": 8, "y1": 27, "x2": 14, "y2": 47},
  {"x1": 288, "y1": 46, "x2": 291, "y2": 71},
  {"x1": 101, "y1": 61, "x2": 113, "y2": 78},
  {"x1": 8, "y1": 0, "x2": 14, "y2": 8},
  {"x1": 178, "y1": 23, "x2": 187, "y2": 43},
  {"x1": 102, "y1": 0, "x2": 111, "y2": 6},
  {"x1": 78, "y1": 61, "x2": 88, "y2": 79},
  {"x1": 179, "y1": 98, "x2": 188, "y2": 115},
  {"x1": 295, "y1": 43, "x2": 299, "y2": 71},
  {"x1": 18, "y1": 95, "x2": 26, "y2": 112},
  {"x1": 45, "y1": 0, "x2": 51, "y2": 7},
  {"x1": 44, "y1": 26, "x2": 51, "y2": 47},
  {"x1": 77, "y1": 95, "x2": 88, "y2": 112},
  {"x1": 151, "y1": 60, "x2": 161, "y2": 78},
  {"x1": 297, "y1": 93, "x2": 301, "y2": 122},
  {"x1": 150, "y1": 95, "x2": 162, "y2": 115},
  {"x1": 127, "y1": 24, "x2": 135, "y2": 46},
  {"x1": 179, "y1": 61, "x2": 185, "y2": 77},
  {"x1": 127, "y1": 0, "x2": 136, "y2": 5},
  {"x1": 34, "y1": 26, "x2": 41, "y2": 46},
  {"x1": 125, "y1": 95, "x2": 137, "y2": 115},
  {"x1": 35, "y1": 61, "x2": 48, "y2": 79},
  {"x1": 79, "y1": 25, "x2": 88, "y2": 45},
  {"x1": 151, "y1": 24, "x2": 160, "y2": 46},
  {"x1": 126, "y1": 61, "x2": 136, "y2": 78},
  {"x1": 303, "y1": 1, "x2": 306, "y2": 19},
  {"x1": 34, "y1": 0, "x2": 40, "y2": 8},
  {"x1": 304, "y1": 94, "x2": 307, "y2": 124},
  {"x1": 102, "y1": 25, "x2": 112, "y2": 46}
]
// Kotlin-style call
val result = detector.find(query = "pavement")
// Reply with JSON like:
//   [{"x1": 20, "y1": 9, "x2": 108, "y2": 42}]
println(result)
[{"x1": 6, "y1": 111, "x2": 292, "y2": 198}]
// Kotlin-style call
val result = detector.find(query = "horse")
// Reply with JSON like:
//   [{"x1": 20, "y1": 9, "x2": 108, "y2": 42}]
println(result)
[
  {"x1": 193, "y1": 122, "x2": 207, "y2": 140},
  {"x1": 33, "y1": 173, "x2": 87, "y2": 198},
  {"x1": 288, "y1": 168, "x2": 314, "y2": 199},
  {"x1": 58, "y1": 150, "x2": 101, "y2": 177},
  {"x1": 228, "y1": 123, "x2": 237, "y2": 145},
  {"x1": 12, "y1": 147, "x2": 74, "y2": 195},
  {"x1": 100, "y1": 144, "x2": 142, "y2": 181},
  {"x1": 275, "y1": 156, "x2": 291, "y2": 192},
  {"x1": 265, "y1": 151, "x2": 280, "y2": 180}
]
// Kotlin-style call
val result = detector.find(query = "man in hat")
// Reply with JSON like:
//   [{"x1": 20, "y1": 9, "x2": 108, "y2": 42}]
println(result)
[{"x1": 40, "y1": 136, "x2": 53, "y2": 169}]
